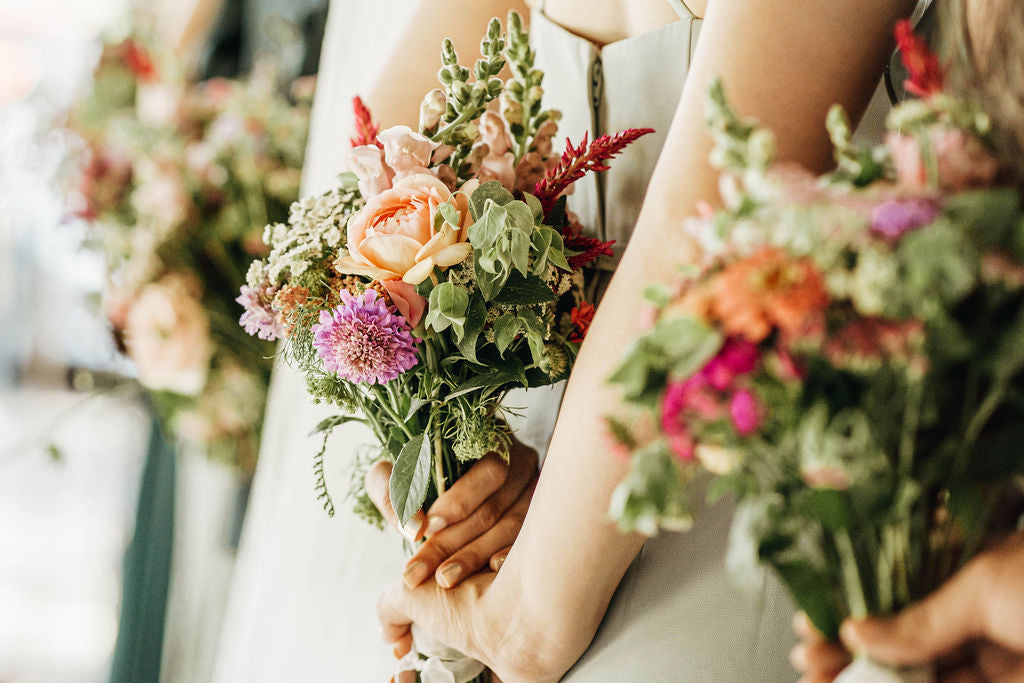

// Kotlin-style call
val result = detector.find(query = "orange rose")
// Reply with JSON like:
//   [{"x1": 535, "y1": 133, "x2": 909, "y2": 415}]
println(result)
[{"x1": 335, "y1": 174, "x2": 475, "y2": 287}]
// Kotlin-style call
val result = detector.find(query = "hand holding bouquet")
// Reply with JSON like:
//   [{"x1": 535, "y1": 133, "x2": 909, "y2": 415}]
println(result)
[
  {"x1": 608, "y1": 22, "x2": 1024, "y2": 681},
  {"x1": 237, "y1": 12, "x2": 650, "y2": 679}
]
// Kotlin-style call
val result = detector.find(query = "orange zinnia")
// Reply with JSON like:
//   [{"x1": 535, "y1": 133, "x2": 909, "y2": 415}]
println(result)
[{"x1": 711, "y1": 247, "x2": 828, "y2": 343}]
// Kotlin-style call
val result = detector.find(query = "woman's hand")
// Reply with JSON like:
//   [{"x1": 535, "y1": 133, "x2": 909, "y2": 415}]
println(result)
[
  {"x1": 365, "y1": 436, "x2": 538, "y2": 590},
  {"x1": 791, "y1": 533, "x2": 1024, "y2": 682}
]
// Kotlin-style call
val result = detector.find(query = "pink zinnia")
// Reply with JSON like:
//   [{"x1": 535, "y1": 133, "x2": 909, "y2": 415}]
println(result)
[
  {"x1": 312, "y1": 289, "x2": 419, "y2": 384},
  {"x1": 701, "y1": 337, "x2": 760, "y2": 390}
]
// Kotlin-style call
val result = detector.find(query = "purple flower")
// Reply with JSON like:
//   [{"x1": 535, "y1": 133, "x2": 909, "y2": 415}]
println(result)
[
  {"x1": 312, "y1": 289, "x2": 419, "y2": 384},
  {"x1": 870, "y1": 197, "x2": 940, "y2": 239},
  {"x1": 237, "y1": 283, "x2": 284, "y2": 341}
]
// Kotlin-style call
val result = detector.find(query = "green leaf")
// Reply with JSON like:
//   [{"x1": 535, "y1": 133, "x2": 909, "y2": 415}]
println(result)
[
  {"x1": 475, "y1": 264, "x2": 506, "y2": 301},
  {"x1": 457, "y1": 296, "x2": 488, "y2": 363},
  {"x1": 446, "y1": 363, "x2": 524, "y2": 400},
  {"x1": 437, "y1": 201, "x2": 461, "y2": 228},
  {"x1": 493, "y1": 315, "x2": 521, "y2": 355},
  {"x1": 468, "y1": 201, "x2": 510, "y2": 253},
  {"x1": 389, "y1": 432, "x2": 433, "y2": 526},
  {"x1": 531, "y1": 226, "x2": 571, "y2": 275},
  {"x1": 945, "y1": 188, "x2": 1021, "y2": 250},
  {"x1": 491, "y1": 271, "x2": 556, "y2": 305},
  {"x1": 769, "y1": 559, "x2": 843, "y2": 640},
  {"x1": 505, "y1": 201, "x2": 536, "y2": 234},
  {"x1": 796, "y1": 489, "x2": 853, "y2": 531},
  {"x1": 403, "y1": 398, "x2": 429, "y2": 423},
  {"x1": 425, "y1": 282, "x2": 470, "y2": 339},
  {"x1": 510, "y1": 228, "x2": 532, "y2": 277},
  {"x1": 652, "y1": 317, "x2": 723, "y2": 378},
  {"x1": 309, "y1": 414, "x2": 365, "y2": 435},
  {"x1": 523, "y1": 192, "x2": 543, "y2": 220},
  {"x1": 469, "y1": 181, "x2": 515, "y2": 219}
]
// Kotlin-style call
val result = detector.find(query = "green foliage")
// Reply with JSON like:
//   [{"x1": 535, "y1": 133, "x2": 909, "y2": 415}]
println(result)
[
  {"x1": 609, "y1": 444, "x2": 693, "y2": 536},
  {"x1": 425, "y1": 282, "x2": 471, "y2": 339},
  {"x1": 389, "y1": 432, "x2": 433, "y2": 527}
]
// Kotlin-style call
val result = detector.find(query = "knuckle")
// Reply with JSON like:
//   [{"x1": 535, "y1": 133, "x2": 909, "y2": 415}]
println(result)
[
  {"x1": 474, "y1": 500, "x2": 501, "y2": 530},
  {"x1": 477, "y1": 456, "x2": 509, "y2": 487}
]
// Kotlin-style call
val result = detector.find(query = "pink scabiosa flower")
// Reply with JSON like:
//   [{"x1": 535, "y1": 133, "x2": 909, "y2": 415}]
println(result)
[
  {"x1": 236, "y1": 282, "x2": 283, "y2": 341},
  {"x1": 870, "y1": 197, "x2": 940, "y2": 239},
  {"x1": 312, "y1": 289, "x2": 419, "y2": 384}
]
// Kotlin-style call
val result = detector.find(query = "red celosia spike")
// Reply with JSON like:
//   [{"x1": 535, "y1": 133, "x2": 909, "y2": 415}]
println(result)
[
  {"x1": 350, "y1": 95, "x2": 382, "y2": 148},
  {"x1": 895, "y1": 19, "x2": 944, "y2": 98},
  {"x1": 564, "y1": 234, "x2": 615, "y2": 270},
  {"x1": 534, "y1": 127, "x2": 654, "y2": 215}
]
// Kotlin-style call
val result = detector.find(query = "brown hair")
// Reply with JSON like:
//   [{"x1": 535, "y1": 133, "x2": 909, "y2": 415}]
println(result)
[{"x1": 943, "y1": 0, "x2": 1024, "y2": 182}]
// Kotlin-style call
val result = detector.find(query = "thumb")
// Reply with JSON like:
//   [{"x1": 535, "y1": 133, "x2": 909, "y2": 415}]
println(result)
[{"x1": 840, "y1": 559, "x2": 987, "y2": 667}]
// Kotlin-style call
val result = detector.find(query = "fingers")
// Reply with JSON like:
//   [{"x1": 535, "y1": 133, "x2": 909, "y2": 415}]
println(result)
[
  {"x1": 434, "y1": 478, "x2": 535, "y2": 588},
  {"x1": 840, "y1": 557, "x2": 988, "y2": 667},
  {"x1": 366, "y1": 460, "x2": 425, "y2": 541},
  {"x1": 490, "y1": 546, "x2": 511, "y2": 572},
  {"x1": 378, "y1": 583, "x2": 415, "y2": 645},
  {"x1": 790, "y1": 641, "x2": 850, "y2": 679},
  {"x1": 793, "y1": 611, "x2": 827, "y2": 645},
  {"x1": 402, "y1": 448, "x2": 536, "y2": 589},
  {"x1": 423, "y1": 452, "x2": 510, "y2": 535}
]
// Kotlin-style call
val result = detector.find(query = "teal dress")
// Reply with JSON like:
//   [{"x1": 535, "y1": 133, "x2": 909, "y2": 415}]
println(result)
[{"x1": 508, "y1": 3, "x2": 801, "y2": 680}]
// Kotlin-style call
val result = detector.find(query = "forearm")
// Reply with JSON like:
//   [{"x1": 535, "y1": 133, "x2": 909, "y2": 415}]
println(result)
[{"x1": 483, "y1": 0, "x2": 916, "y2": 675}]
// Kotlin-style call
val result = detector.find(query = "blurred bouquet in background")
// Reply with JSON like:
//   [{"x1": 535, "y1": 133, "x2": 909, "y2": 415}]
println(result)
[
  {"x1": 607, "y1": 24, "x2": 1024, "y2": 679},
  {"x1": 65, "y1": 29, "x2": 314, "y2": 473}
]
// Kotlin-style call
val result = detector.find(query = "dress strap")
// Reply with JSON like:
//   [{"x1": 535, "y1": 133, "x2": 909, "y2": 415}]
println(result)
[{"x1": 664, "y1": 0, "x2": 695, "y2": 20}]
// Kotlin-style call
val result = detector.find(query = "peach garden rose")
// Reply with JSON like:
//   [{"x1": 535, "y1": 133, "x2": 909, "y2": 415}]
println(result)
[{"x1": 333, "y1": 173, "x2": 475, "y2": 325}]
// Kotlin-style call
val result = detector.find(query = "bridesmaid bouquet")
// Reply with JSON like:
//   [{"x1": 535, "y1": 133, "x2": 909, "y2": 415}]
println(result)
[
  {"x1": 67, "y1": 31, "x2": 313, "y2": 472},
  {"x1": 607, "y1": 22, "x2": 1024, "y2": 680},
  {"x1": 237, "y1": 12, "x2": 649, "y2": 679},
  {"x1": 238, "y1": 11, "x2": 647, "y2": 530}
]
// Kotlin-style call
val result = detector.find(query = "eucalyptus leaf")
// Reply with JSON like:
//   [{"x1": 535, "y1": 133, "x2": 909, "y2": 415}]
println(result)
[
  {"x1": 446, "y1": 364, "x2": 523, "y2": 400},
  {"x1": 523, "y1": 192, "x2": 543, "y2": 220},
  {"x1": 425, "y1": 282, "x2": 470, "y2": 339},
  {"x1": 469, "y1": 181, "x2": 515, "y2": 219},
  {"x1": 389, "y1": 432, "x2": 433, "y2": 526}
]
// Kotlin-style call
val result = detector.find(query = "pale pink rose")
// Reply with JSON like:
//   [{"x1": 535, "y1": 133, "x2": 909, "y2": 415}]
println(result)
[
  {"x1": 124, "y1": 275, "x2": 212, "y2": 396},
  {"x1": 135, "y1": 82, "x2": 180, "y2": 128},
  {"x1": 888, "y1": 128, "x2": 1000, "y2": 192},
  {"x1": 132, "y1": 159, "x2": 190, "y2": 238},
  {"x1": 478, "y1": 152, "x2": 516, "y2": 189},
  {"x1": 479, "y1": 111, "x2": 512, "y2": 156},
  {"x1": 349, "y1": 145, "x2": 394, "y2": 198},
  {"x1": 379, "y1": 125, "x2": 439, "y2": 178},
  {"x1": 335, "y1": 173, "x2": 473, "y2": 287}
]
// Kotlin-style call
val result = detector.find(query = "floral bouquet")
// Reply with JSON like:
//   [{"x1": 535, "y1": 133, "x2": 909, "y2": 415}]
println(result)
[
  {"x1": 237, "y1": 12, "x2": 648, "y2": 680},
  {"x1": 607, "y1": 23, "x2": 1024, "y2": 682},
  {"x1": 67, "y1": 30, "x2": 313, "y2": 473}
]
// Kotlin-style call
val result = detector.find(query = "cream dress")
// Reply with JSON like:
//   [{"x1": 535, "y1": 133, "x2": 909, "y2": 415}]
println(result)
[{"x1": 212, "y1": 3, "x2": 407, "y2": 681}]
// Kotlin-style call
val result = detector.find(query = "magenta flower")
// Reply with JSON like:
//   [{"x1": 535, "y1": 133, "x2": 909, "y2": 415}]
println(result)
[
  {"x1": 237, "y1": 283, "x2": 284, "y2": 341},
  {"x1": 870, "y1": 197, "x2": 940, "y2": 239},
  {"x1": 701, "y1": 337, "x2": 760, "y2": 390},
  {"x1": 311, "y1": 289, "x2": 419, "y2": 384},
  {"x1": 729, "y1": 389, "x2": 761, "y2": 436},
  {"x1": 661, "y1": 380, "x2": 697, "y2": 461}
]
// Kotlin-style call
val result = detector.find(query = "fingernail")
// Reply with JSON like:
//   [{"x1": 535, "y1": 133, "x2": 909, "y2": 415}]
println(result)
[
  {"x1": 401, "y1": 516, "x2": 422, "y2": 542},
  {"x1": 840, "y1": 620, "x2": 863, "y2": 653},
  {"x1": 436, "y1": 562, "x2": 463, "y2": 588},
  {"x1": 402, "y1": 560, "x2": 429, "y2": 589},
  {"x1": 425, "y1": 515, "x2": 447, "y2": 536},
  {"x1": 491, "y1": 553, "x2": 507, "y2": 571}
]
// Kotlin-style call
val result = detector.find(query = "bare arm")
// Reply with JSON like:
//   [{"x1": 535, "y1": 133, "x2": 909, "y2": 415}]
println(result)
[{"x1": 379, "y1": 1, "x2": 917, "y2": 680}]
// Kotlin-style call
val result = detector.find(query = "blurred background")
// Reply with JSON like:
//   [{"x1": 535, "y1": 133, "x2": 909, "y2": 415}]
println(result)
[{"x1": 0, "y1": 0, "x2": 326, "y2": 680}]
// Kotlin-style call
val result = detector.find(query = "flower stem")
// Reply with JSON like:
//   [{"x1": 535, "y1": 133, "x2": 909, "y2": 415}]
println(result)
[{"x1": 835, "y1": 528, "x2": 869, "y2": 619}]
